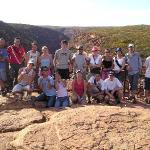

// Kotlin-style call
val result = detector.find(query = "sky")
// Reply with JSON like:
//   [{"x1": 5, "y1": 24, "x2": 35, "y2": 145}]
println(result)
[{"x1": 0, "y1": 0, "x2": 150, "y2": 26}]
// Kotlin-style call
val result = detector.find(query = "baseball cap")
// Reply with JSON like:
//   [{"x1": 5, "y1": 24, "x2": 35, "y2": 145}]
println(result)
[
  {"x1": 28, "y1": 59, "x2": 34, "y2": 65},
  {"x1": 115, "y1": 47, "x2": 122, "y2": 52},
  {"x1": 108, "y1": 71, "x2": 114, "y2": 76},
  {"x1": 128, "y1": 43, "x2": 134, "y2": 48}
]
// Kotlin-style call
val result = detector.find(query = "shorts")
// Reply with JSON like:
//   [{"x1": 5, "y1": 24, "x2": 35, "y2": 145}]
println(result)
[
  {"x1": 144, "y1": 77, "x2": 150, "y2": 90},
  {"x1": 57, "y1": 68, "x2": 70, "y2": 79},
  {"x1": 90, "y1": 86, "x2": 101, "y2": 94},
  {"x1": 12, "y1": 84, "x2": 30, "y2": 93},
  {"x1": 0, "y1": 69, "x2": 7, "y2": 81}
]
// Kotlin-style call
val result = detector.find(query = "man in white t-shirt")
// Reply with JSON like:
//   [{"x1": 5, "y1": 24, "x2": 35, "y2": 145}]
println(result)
[
  {"x1": 87, "y1": 74, "x2": 104, "y2": 103},
  {"x1": 144, "y1": 56, "x2": 150, "y2": 104},
  {"x1": 103, "y1": 71, "x2": 123, "y2": 104}
]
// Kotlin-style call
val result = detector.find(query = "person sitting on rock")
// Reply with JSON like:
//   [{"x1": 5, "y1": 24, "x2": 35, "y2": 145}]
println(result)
[
  {"x1": 55, "y1": 72, "x2": 70, "y2": 108},
  {"x1": 12, "y1": 60, "x2": 36, "y2": 100},
  {"x1": 71, "y1": 70, "x2": 87, "y2": 105},
  {"x1": 33, "y1": 66, "x2": 56, "y2": 108},
  {"x1": 87, "y1": 73, "x2": 104, "y2": 104},
  {"x1": 103, "y1": 71, "x2": 123, "y2": 105}
]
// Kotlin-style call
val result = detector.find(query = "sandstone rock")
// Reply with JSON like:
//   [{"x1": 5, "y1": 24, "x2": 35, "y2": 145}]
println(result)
[
  {"x1": 0, "y1": 109, "x2": 45, "y2": 133},
  {"x1": 10, "y1": 106, "x2": 150, "y2": 150}
]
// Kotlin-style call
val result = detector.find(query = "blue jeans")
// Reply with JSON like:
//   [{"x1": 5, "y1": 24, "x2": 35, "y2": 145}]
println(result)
[
  {"x1": 128, "y1": 73, "x2": 139, "y2": 91},
  {"x1": 36, "y1": 93, "x2": 56, "y2": 107},
  {"x1": 55, "y1": 96, "x2": 69, "y2": 108}
]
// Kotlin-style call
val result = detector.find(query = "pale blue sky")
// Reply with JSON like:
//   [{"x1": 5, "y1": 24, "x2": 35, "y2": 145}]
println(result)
[{"x1": 0, "y1": 0, "x2": 150, "y2": 26}]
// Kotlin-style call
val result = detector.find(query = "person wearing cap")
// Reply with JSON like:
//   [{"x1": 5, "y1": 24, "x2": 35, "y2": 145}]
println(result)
[
  {"x1": 71, "y1": 70, "x2": 87, "y2": 104},
  {"x1": 33, "y1": 66, "x2": 56, "y2": 108},
  {"x1": 113, "y1": 48, "x2": 126, "y2": 82},
  {"x1": 103, "y1": 71, "x2": 123, "y2": 104},
  {"x1": 72, "y1": 45, "x2": 87, "y2": 77},
  {"x1": 12, "y1": 59, "x2": 36, "y2": 99},
  {"x1": 53, "y1": 40, "x2": 72, "y2": 80},
  {"x1": 101, "y1": 49, "x2": 114, "y2": 80},
  {"x1": 125, "y1": 43, "x2": 142, "y2": 102},
  {"x1": 88, "y1": 46, "x2": 102, "y2": 75},
  {"x1": 87, "y1": 73, "x2": 104, "y2": 103}
]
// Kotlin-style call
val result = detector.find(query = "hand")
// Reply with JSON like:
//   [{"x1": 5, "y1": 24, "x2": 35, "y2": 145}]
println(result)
[{"x1": 21, "y1": 71, "x2": 26, "y2": 75}]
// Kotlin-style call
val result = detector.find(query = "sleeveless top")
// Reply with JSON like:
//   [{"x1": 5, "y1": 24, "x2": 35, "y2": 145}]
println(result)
[
  {"x1": 40, "y1": 58, "x2": 51, "y2": 68},
  {"x1": 57, "y1": 81, "x2": 68, "y2": 97},
  {"x1": 74, "y1": 79, "x2": 84, "y2": 97}
]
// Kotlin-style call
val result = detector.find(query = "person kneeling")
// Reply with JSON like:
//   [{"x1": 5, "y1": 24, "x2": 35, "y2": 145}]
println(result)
[
  {"x1": 12, "y1": 60, "x2": 35, "y2": 100},
  {"x1": 34, "y1": 66, "x2": 56, "y2": 108},
  {"x1": 103, "y1": 71, "x2": 123, "y2": 105},
  {"x1": 87, "y1": 74, "x2": 104, "y2": 103},
  {"x1": 55, "y1": 72, "x2": 69, "y2": 108},
  {"x1": 71, "y1": 70, "x2": 87, "y2": 105}
]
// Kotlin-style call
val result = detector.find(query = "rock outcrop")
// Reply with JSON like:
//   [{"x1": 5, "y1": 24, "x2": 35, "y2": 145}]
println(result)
[{"x1": 6, "y1": 106, "x2": 150, "y2": 150}]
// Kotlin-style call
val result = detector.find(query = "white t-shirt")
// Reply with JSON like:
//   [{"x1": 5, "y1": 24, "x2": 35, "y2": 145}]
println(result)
[
  {"x1": 89, "y1": 54, "x2": 102, "y2": 65},
  {"x1": 144, "y1": 56, "x2": 150, "y2": 78},
  {"x1": 88, "y1": 76, "x2": 104, "y2": 90},
  {"x1": 113, "y1": 57, "x2": 125, "y2": 72},
  {"x1": 103, "y1": 77, "x2": 123, "y2": 91},
  {"x1": 57, "y1": 81, "x2": 68, "y2": 97}
]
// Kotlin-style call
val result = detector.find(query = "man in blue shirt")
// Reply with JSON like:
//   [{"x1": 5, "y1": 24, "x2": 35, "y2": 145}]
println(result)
[
  {"x1": 125, "y1": 43, "x2": 142, "y2": 103},
  {"x1": 33, "y1": 66, "x2": 56, "y2": 108},
  {"x1": 0, "y1": 38, "x2": 8, "y2": 96}
]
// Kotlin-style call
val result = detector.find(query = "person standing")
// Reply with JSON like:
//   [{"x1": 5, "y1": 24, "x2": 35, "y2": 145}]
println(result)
[
  {"x1": 53, "y1": 40, "x2": 72, "y2": 79},
  {"x1": 88, "y1": 46, "x2": 102, "y2": 75},
  {"x1": 7, "y1": 37, "x2": 25, "y2": 88},
  {"x1": 38, "y1": 46, "x2": 53, "y2": 76},
  {"x1": 143, "y1": 56, "x2": 150, "y2": 104},
  {"x1": 101, "y1": 49, "x2": 113, "y2": 80},
  {"x1": 113, "y1": 48, "x2": 126, "y2": 82},
  {"x1": 125, "y1": 43, "x2": 142, "y2": 103},
  {"x1": 72, "y1": 45, "x2": 87, "y2": 77},
  {"x1": 25, "y1": 41, "x2": 40, "y2": 68},
  {"x1": 0, "y1": 38, "x2": 8, "y2": 96}
]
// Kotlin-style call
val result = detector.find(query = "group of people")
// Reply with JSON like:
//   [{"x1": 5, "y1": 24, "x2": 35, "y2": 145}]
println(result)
[{"x1": 0, "y1": 37, "x2": 150, "y2": 109}]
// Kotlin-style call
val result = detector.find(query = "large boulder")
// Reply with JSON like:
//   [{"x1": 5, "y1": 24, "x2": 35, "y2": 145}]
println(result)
[
  {"x1": 10, "y1": 106, "x2": 150, "y2": 150},
  {"x1": 0, "y1": 109, "x2": 45, "y2": 133}
]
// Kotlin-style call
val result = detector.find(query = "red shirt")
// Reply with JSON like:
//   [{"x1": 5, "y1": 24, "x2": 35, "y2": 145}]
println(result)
[
  {"x1": 7, "y1": 45, "x2": 25, "y2": 64},
  {"x1": 74, "y1": 79, "x2": 84, "y2": 97}
]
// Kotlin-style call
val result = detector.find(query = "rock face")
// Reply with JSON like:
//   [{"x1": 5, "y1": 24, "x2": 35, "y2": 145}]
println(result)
[
  {"x1": 0, "y1": 109, "x2": 45, "y2": 133},
  {"x1": 7, "y1": 106, "x2": 150, "y2": 150}
]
